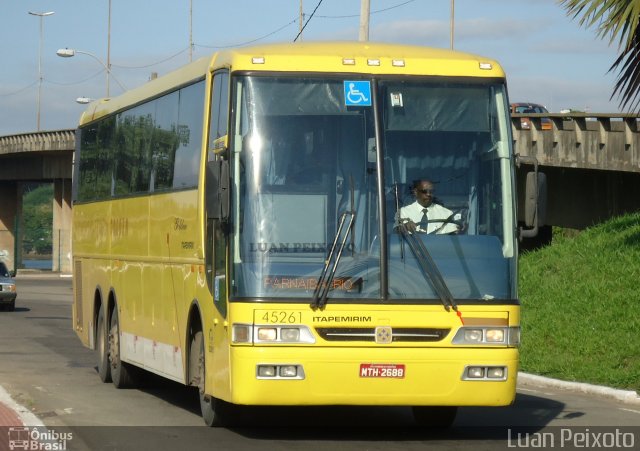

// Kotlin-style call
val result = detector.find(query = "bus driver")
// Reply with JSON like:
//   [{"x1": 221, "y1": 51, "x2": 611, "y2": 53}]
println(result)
[{"x1": 396, "y1": 179, "x2": 459, "y2": 234}]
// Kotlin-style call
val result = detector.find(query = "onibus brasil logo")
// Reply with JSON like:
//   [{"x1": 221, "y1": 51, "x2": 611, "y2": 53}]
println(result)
[{"x1": 7, "y1": 427, "x2": 72, "y2": 450}]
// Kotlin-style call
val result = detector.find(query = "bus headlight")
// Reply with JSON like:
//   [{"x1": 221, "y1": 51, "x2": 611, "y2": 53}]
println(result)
[
  {"x1": 464, "y1": 329, "x2": 483, "y2": 343},
  {"x1": 280, "y1": 328, "x2": 300, "y2": 342},
  {"x1": 279, "y1": 365, "x2": 298, "y2": 377},
  {"x1": 509, "y1": 327, "x2": 521, "y2": 346},
  {"x1": 232, "y1": 324, "x2": 316, "y2": 344},
  {"x1": 485, "y1": 329, "x2": 505, "y2": 343},
  {"x1": 256, "y1": 364, "x2": 305, "y2": 379},
  {"x1": 257, "y1": 365, "x2": 277, "y2": 377},
  {"x1": 257, "y1": 328, "x2": 277, "y2": 341},
  {"x1": 487, "y1": 367, "x2": 505, "y2": 379},
  {"x1": 453, "y1": 327, "x2": 520, "y2": 346},
  {"x1": 467, "y1": 367, "x2": 485, "y2": 378},
  {"x1": 232, "y1": 324, "x2": 252, "y2": 343},
  {"x1": 462, "y1": 366, "x2": 507, "y2": 381},
  {"x1": 255, "y1": 325, "x2": 314, "y2": 343}
]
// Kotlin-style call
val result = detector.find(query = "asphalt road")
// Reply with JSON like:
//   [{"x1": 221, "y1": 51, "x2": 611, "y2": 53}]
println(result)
[{"x1": 0, "y1": 275, "x2": 638, "y2": 451}]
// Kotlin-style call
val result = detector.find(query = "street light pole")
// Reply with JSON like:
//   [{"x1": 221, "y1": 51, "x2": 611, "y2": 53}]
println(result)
[
  {"x1": 56, "y1": 48, "x2": 127, "y2": 95},
  {"x1": 299, "y1": 0, "x2": 304, "y2": 42},
  {"x1": 359, "y1": 0, "x2": 370, "y2": 42},
  {"x1": 28, "y1": 11, "x2": 55, "y2": 131},
  {"x1": 450, "y1": 0, "x2": 455, "y2": 50},
  {"x1": 107, "y1": 0, "x2": 112, "y2": 97},
  {"x1": 189, "y1": 0, "x2": 193, "y2": 62}
]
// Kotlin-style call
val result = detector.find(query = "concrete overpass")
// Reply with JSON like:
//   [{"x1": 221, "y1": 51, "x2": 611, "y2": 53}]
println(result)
[
  {"x1": 512, "y1": 113, "x2": 640, "y2": 232},
  {"x1": 0, "y1": 130, "x2": 74, "y2": 273},
  {"x1": 1, "y1": 113, "x2": 640, "y2": 272}
]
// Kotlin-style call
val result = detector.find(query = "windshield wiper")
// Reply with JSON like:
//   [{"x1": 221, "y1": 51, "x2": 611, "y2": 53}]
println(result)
[
  {"x1": 397, "y1": 223, "x2": 458, "y2": 312},
  {"x1": 311, "y1": 211, "x2": 355, "y2": 310}
]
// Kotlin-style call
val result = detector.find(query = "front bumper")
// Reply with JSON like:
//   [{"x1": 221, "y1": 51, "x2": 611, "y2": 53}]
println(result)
[
  {"x1": 224, "y1": 346, "x2": 518, "y2": 406},
  {"x1": 0, "y1": 292, "x2": 17, "y2": 304}
]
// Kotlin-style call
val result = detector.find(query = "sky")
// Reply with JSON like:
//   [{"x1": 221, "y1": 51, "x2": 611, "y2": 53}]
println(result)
[{"x1": 0, "y1": 0, "x2": 624, "y2": 136}]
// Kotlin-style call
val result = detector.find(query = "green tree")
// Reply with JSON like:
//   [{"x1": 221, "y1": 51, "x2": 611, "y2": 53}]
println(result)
[
  {"x1": 22, "y1": 184, "x2": 53, "y2": 255},
  {"x1": 561, "y1": 0, "x2": 640, "y2": 111}
]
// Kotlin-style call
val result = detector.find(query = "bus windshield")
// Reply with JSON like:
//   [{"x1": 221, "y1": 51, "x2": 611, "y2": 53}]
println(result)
[{"x1": 229, "y1": 75, "x2": 516, "y2": 302}]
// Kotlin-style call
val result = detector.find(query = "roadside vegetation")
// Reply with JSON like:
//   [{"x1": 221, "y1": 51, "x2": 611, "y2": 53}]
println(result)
[
  {"x1": 22, "y1": 183, "x2": 53, "y2": 255},
  {"x1": 519, "y1": 211, "x2": 640, "y2": 392}
]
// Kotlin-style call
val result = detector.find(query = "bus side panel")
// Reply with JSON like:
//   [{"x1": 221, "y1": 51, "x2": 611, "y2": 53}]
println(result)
[
  {"x1": 148, "y1": 190, "x2": 200, "y2": 261},
  {"x1": 147, "y1": 190, "x2": 200, "y2": 382},
  {"x1": 72, "y1": 202, "x2": 112, "y2": 348},
  {"x1": 203, "y1": 286, "x2": 233, "y2": 402},
  {"x1": 105, "y1": 190, "x2": 200, "y2": 382},
  {"x1": 73, "y1": 256, "x2": 112, "y2": 348}
]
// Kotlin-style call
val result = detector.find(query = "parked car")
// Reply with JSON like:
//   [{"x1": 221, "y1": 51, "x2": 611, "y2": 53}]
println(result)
[
  {"x1": 510, "y1": 102, "x2": 552, "y2": 130},
  {"x1": 0, "y1": 261, "x2": 17, "y2": 311}
]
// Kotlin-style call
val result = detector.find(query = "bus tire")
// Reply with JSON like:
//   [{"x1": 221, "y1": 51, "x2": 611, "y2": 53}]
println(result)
[
  {"x1": 191, "y1": 330, "x2": 228, "y2": 427},
  {"x1": 412, "y1": 406, "x2": 457, "y2": 429},
  {"x1": 109, "y1": 308, "x2": 138, "y2": 388},
  {"x1": 96, "y1": 304, "x2": 112, "y2": 383}
]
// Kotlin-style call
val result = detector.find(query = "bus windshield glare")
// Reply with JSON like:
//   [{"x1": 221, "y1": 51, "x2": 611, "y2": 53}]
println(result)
[{"x1": 229, "y1": 75, "x2": 516, "y2": 302}]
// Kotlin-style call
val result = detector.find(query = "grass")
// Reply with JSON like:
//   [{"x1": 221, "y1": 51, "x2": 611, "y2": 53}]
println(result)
[{"x1": 519, "y1": 212, "x2": 640, "y2": 392}]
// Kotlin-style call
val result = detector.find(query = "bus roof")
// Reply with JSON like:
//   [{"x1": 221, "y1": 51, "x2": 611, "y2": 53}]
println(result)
[{"x1": 79, "y1": 41, "x2": 505, "y2": 126}]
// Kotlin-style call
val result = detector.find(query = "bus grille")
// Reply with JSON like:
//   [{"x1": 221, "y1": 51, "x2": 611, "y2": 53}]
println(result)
[{"x1": 315, "y1": 327, "x2": 449, "y2": 342}]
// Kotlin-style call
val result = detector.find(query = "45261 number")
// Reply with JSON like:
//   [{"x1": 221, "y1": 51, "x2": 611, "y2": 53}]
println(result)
[{"x1": 259, "y1": 311, "x2": 303, "y2": 324}]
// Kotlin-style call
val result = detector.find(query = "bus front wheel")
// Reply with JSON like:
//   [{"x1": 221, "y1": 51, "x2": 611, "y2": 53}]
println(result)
[
  {"x1": 412, "y1": 406, "x2": 457, "y2": 428},
  {"x1": 191, "y1": 330, "x2": 231, "y2": 427}
]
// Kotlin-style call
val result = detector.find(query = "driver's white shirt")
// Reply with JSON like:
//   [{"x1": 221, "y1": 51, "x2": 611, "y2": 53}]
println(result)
[{"x1": 397, "y1": 201, "x2": 458, "y2": 234}]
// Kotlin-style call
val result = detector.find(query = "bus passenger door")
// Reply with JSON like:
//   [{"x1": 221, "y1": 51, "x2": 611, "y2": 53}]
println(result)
[
  {"x1": 204, "y1": 218, "x2": 230, "y2": 397},
  {"x1": 204, "y1": 70, "x2": 231, "y2": 398}
]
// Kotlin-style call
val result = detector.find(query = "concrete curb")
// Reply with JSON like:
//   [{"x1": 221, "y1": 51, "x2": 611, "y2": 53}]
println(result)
[
  {"x1": 0, "y1": 385, "x2": 45, "y2": 427},
  {"x1": 518, "y1": 372, "x2": 640, "y2": 406}
]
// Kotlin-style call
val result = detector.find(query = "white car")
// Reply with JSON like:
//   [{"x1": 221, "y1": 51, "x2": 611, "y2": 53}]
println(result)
[{"x1": 0, "y1": 261, "x2": 17, "y2": 311}]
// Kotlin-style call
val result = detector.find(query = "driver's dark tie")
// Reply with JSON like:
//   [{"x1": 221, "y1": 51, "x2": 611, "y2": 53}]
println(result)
[{"x1": 419, "y1": 208, "x2": 429, "y2": 232}]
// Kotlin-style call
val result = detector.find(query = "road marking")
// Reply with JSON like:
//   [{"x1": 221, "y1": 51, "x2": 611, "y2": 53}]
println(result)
[{"x1": 620, "y1": 408, "x2": 640, "y2": 415}]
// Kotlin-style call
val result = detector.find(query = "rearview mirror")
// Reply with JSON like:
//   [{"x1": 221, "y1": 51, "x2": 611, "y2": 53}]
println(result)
[
  {"x1": 525, "y1": 171, "x2": 547, "y2": 228},
  {"x1": 516, "y1": 154, "x2": 547, "y2": 240}
]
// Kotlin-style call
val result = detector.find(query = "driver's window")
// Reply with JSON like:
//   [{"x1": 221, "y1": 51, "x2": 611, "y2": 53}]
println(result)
[{"x1": 208, "y1": 71, "x2": 229, "y2": 152}]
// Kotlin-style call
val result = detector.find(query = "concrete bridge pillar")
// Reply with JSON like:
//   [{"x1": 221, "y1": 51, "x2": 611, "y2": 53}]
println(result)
[
  {"x1": 0, "y1": 182, "x2": 18, "y2": 272},
  {"x1": 53, "y1": 178, "x2": 72, "y2": 273}
]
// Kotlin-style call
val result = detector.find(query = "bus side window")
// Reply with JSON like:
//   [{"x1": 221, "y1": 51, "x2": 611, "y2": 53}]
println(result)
[{"x1": 208, "y1": 71, "x2": 229, "y2": 155}]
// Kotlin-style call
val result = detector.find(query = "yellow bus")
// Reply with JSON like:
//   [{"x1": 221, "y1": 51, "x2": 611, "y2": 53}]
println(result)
[{"x1": 72, "y1": 41, "x2": 535, "y2": 427}]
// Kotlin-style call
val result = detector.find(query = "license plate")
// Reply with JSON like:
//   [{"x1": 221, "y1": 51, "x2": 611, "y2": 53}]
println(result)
[{"x1": 359, "y1": 363, "x2": 405, "y2": 378}]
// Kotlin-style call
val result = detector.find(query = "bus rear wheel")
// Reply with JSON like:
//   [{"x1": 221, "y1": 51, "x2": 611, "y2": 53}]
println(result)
[
  {"x1": 96, "y1": 304, "x2": 111, "y2": 383},
  {"x1": 191, "y1": 330, "x2": 231, "y2": 427},
  {"x1": 412, "y1": 406, "x2": 457, "y2": 429},
  {"x1": 109, "y1": 308, "x2": 139, "y2": 388}
]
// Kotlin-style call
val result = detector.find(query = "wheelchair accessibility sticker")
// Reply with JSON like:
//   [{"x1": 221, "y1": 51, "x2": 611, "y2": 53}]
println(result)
[{"x1": 344, "y1": 81, "x2": 371, "y2": 106}]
